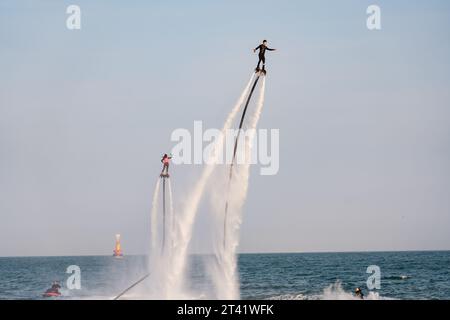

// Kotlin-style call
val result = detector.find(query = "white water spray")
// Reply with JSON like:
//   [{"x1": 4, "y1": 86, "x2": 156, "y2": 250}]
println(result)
[
  {"x1": 150, "y1": 179, "x2": 161, "y2": 252},
  {"x1": 209, "y1": 77, "x2": 266, "y2": 299},
  {"x1": 167, "y1": 178, "x2": 175, "y2": 249},
  {"x1": 142, "y1": 176, "x2": 177, "y2": 299},
  {"x1": 115, "y1": 73, "x2": 269, "y2": 300},
  {"x1": 163, "y1": 74, "x2": 257, "y2": 298}
]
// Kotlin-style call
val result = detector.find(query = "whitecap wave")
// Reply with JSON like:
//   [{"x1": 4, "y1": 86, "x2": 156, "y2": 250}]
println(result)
[{"x1": 267, "y1": 281, "x2": 395, "y2": 300}]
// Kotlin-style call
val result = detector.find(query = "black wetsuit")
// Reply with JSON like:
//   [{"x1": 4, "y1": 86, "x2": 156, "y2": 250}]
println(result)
[{"x1": 255, "y1": 44, "x2": 275, "y2": 70}]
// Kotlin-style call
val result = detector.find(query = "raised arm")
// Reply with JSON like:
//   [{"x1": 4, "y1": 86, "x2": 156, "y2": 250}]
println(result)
[{"x1": 266, "y1": 47, "x2": 276, "y2": 51}]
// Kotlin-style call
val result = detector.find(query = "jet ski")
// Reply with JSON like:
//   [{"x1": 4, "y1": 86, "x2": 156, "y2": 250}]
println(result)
[
  {"x1": 42, "y1": 291, "x2": 61, "y2": 298},
  {"x1": 42, "y1": 282, "x2": 62, "y2": 298}
]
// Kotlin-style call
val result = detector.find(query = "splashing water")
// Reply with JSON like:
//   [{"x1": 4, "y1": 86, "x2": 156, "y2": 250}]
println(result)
[
  {"x1": 126, "y1": 74, "x2": 263, "y2": 299},
  {"x1": 161, "y1": 73, "x2": 257, "y2": 298},
  {"x1": 209, "y1": 77, "x2": 266, "y2": 299},
  {"x1": 150, "y1": 179, "x2": 161, "y2": 252},
  {"x1": 143, "y1": 176, "x2": 178, "y2": 299},
  {"x1": 268, "y1": 281, "x2": 389, "y2": 300},
  {"x1": 167, "y1": 178, "x2": 175, "y2": 250}
]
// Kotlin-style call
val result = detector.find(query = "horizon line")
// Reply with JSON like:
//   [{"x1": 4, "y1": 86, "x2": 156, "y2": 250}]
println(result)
[{"x1": 1, "y1": 248, "x2": 449, "y2": 258}]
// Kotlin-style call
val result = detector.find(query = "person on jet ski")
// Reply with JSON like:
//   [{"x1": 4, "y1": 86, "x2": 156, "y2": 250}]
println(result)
[
  {"x1": 355, "y1": 287, "x2": 364, "y2": 299},
  {"x1": 160, "y1": 154, "x2": 172, "y2": 177},
  {"x1": 43, "y1": 281, "x2": 61, "y2": 297},
  {"x1": 50, "y1": 281, "x2": 61, "y2": 292},
  {"x1": 253, "y1": 40, "x2": 276, "y2": 72}
]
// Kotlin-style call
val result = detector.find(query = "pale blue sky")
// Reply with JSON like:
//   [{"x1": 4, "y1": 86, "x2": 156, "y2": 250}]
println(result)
[{"x1": 1, "y1": 1, "x2": 449, "y2": 256}]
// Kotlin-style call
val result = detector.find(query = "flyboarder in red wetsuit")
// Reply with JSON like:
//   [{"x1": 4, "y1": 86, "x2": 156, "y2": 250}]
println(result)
[{"x1": 160, "y1": 154, "x2": 172, "y2": 177}]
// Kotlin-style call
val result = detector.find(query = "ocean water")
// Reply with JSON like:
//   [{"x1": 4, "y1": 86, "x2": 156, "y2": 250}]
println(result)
[{"x1": 0, "y1": 251, "x2": 449, "y2": 300}]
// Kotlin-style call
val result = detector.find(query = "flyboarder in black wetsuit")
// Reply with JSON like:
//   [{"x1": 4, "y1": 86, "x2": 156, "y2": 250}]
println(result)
[
  {"x1": 254, "y1": 40, "x2": 276, "y2": 73},
  {"x1": 355, "y1": 287, "x2": 364, "y2": 300}
]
